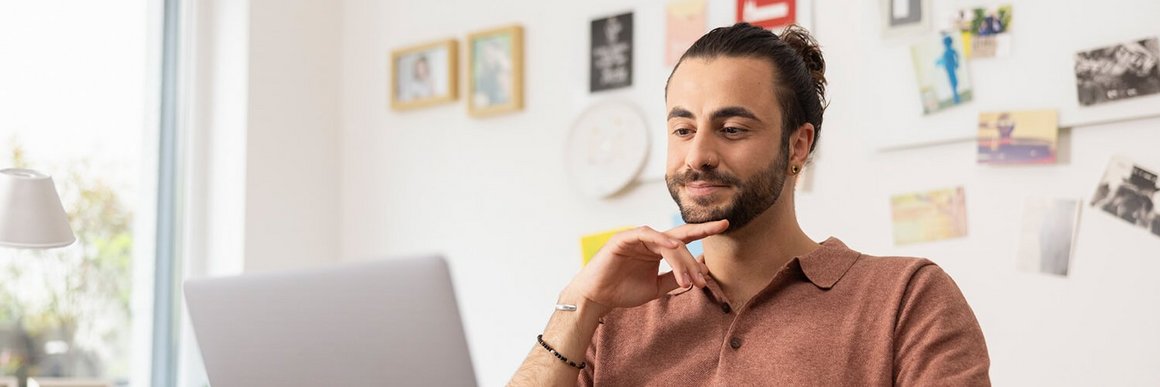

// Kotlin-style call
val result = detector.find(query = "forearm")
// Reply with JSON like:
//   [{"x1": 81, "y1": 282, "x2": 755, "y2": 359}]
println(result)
[{"x1": 509, "y1": 291, "x2": 608, "y2": 387}]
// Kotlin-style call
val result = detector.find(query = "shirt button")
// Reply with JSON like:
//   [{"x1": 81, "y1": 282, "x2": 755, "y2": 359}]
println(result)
[
  {"x1": 730, "y1": 337, "x2": 742, "y2": 349},
  {"x1": 721, "y1": 304, "x2": 732, "y2": 314}
]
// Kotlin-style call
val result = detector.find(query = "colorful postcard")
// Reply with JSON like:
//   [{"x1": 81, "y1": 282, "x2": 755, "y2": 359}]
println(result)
[
  {"x1": 950, "y1": 5, "x2": 1012, "y2": 58},
  {"x1": 580, "y1": 226, "x2": 634, "y2": 266},
  {"x1": 590, "y1": 12, "x2": 634, "y2": 92},
  {"x1": 1016, "y1": 198, "x2": 1081, "y2": 276},
  {"x1": 672, "y1": 213, "x2": 705, "y2": 258},
  {"x1": 1090, "y1": 156, "x2": 1160, "y2": 237},
  {"x1": 891, "y1": 186, "x2": 968, "y2": 245},
  {"x1": 666, "y1": 0, "x2": 707, "y2": 67},
  {"x1": 1075, "y1": 37, "x2": 1160, "y2": 106},
  {"x1": 977, "y1": 109, "x2": 1058, "y2": 164},
  {"x1": 911, "y1": 32, "x2": 973, "y2": 114}
]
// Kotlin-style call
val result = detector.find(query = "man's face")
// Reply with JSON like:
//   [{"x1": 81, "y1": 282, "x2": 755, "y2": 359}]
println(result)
[{"x1": 665, "y1": 56, "x2": 789, "y2": 233}]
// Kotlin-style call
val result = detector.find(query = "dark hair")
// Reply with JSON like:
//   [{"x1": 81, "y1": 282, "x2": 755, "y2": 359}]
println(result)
[{"x1": 667, "y1": 23, "x2": 828, "y2": 155}]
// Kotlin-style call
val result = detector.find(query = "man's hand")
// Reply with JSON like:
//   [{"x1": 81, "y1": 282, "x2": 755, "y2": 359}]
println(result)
[
  {"x1": 562, "y1": 219, "x2": 729, "y2": 317},
  {"x1": 509, "y1": 219, "x2": 728, "y2": 387}
]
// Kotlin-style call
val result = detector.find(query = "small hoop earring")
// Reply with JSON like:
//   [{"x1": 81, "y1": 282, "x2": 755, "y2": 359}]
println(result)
[{"x1": 791, "y1": 165, "x2": 801, "y2": 175}]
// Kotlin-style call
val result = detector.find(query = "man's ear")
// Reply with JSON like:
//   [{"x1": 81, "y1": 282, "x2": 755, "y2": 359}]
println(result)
[{"x1": 789, "y1": 123, "x2": 815, "y2": 166}]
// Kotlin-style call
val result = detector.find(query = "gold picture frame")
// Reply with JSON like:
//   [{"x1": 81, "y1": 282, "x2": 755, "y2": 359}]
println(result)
[
  {"x1": 390, "y1": 39, "x2": 458, "y2": 110},
  {"x1": 466, "y1": 25, "x2": 524, "y2": 117}
]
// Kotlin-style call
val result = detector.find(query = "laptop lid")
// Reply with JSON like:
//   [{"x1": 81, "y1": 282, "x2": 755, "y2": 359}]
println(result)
[{"x1": 184, "y1": 255, "x2": 476, "y2": 387}]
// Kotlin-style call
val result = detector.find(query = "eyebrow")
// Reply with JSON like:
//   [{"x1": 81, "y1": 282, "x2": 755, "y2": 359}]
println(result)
[{"x1": 667, "y1": 106, "x2": 762, "y2": 123}]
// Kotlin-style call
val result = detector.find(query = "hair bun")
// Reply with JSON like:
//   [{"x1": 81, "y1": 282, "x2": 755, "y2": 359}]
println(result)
[{"x1": 778, "y1": 25, "x2": 827, "y2": 106}]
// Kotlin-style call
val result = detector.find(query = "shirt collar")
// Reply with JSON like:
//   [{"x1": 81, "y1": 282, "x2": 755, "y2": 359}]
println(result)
[
  {"x1": 676, "y1": 237, "x2": 862, "y2": 301},
  {"x1": 797, "y1": 237, "x2": 862, "y2": 289}
]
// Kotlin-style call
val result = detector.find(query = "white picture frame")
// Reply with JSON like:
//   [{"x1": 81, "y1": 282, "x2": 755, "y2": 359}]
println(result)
[{"x1": 881, "y1": 0, "x2": 931, "y2": 38}]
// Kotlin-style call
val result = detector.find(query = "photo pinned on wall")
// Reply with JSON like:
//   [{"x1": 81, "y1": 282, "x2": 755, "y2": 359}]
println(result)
[
  {"x1": 911, "y1": 31, "x2": 973, "y2": 115},
  {"x1": 666, "y1": 0, "x2": 707, "y2": 67},
  {"x1": 880, "y1": 0, "x2": 930, "y2": 38},
  {"x1": 977, "y1": 109, "x2": 1058, "y2": 165},
  {"x1": 735, "y1": 0, "x2": 810, "y2": 31},
  {"x1": 591, "y1": 12, "x2": 634, "y2": 92},
  {"x1": 890, "y1": 186, "x2": 968, "y2": 246},
  {"x1": 1074, "y1": 37, "x2": 1160, "y2": 106},
  {"x1": 1017, "y1": 198, "x2": 1081, "y2": 277},
  {"x1": 467, "y1": 25, "x2": 524, "y2": 117},
  {"x1": 1090, "y1": 156, "x2": 1160, "y2": 237},
  {"x1": 580, "y1": 226, "x2": 634, "y2": 266},
  {"x1": 390, "y1": 39, "x2": 457, "y2": 110},
  {"x1": 950, "y1": 5, "x2": 1012, "y2": 58}
]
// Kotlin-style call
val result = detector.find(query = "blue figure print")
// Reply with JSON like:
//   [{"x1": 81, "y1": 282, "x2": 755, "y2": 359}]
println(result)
[{"x1": 936, "y1": 34, "x2": 962, "y2": 105}]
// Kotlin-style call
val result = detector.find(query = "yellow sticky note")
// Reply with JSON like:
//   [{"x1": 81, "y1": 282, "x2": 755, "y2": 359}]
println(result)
[{"x1": 580, "y1": 227, "x2": 634, "y2": 266}]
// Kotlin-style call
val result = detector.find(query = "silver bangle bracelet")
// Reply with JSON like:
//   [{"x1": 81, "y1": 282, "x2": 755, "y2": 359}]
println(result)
[{"x1": 554, "y1": 303, "x2": 578, "y2": 312}]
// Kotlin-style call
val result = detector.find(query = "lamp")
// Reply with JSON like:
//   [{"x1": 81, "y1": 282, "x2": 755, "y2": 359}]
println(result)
[{"x1": 0, "y1": 168, "x2": 75, "y2": 248}]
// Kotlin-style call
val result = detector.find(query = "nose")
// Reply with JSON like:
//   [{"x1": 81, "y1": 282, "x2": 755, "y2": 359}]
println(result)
[{"x1": 685, "y1": 130, "x2": 719, "y2": 171}]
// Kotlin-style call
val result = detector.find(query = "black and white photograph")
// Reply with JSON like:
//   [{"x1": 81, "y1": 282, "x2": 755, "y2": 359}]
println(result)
[
  {"x1": 590, "y1": 12, "x2": 633, "y2": 92},
  {"x1": 1074, "y1": 37, "x2": 1160, "y2": 106},
  {"x1": 1017, "y1": 198, "x2": 1081, "y2": 276},
  {"x1": 1091, "y1": 156, "x2": 1160, "y2": 237}
]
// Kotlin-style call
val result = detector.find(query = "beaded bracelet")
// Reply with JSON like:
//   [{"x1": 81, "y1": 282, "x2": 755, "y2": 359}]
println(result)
[{"x1": 536, "y1": 334, "x2": 587, "y2": 370}]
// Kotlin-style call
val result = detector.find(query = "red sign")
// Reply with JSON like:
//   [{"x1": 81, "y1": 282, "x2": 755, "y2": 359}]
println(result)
[{"x1": 736, "y1": 0, "x2": 796, "y2": 30}]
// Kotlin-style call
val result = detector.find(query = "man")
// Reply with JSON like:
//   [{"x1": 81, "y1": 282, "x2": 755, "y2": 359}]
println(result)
[{"x1": 510, "y1": 23, "x2": 989, "y2": 386}]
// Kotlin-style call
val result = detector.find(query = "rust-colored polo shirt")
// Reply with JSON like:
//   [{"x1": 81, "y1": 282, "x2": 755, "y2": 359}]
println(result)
[{"x1": 579, "y1": 237, "x2": 990, "y2": 386}]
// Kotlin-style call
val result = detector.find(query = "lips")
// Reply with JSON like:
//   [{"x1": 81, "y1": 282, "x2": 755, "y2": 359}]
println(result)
[{"x1": 684, "y1": 182, "x2": 730, "y2": 196}]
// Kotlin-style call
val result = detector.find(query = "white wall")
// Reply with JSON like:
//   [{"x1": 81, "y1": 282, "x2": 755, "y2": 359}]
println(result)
[
  {"x1": 337, "y1": 0, "x2": 1160, "y2": 386},
  {"x1": 243, "y1": 0, "x2": 342, "y2": 272}
]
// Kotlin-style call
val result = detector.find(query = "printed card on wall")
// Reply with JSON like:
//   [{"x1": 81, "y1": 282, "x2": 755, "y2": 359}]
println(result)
[
  {"x1": 1016, "y1": 198, "x2": 1080, "y2": 277},
  {"x1": 977, "y1": 110, "x2": 1058, "y2": 165},
  {"x1": 911, "y1": 32, "x2": 973, "y2": 115},
  {"x1": 666, "y1": 0, "x2": 707, "y2": 67},
  {"x1": 950, "y1": 5, "x2": 1012, "y2": 58},
  {"x1": 1090, "y1": 156, "x2": 1160, "y2": 237},
  {"x1": 580, "y1": 226, "x2": 634, "y2": 266},
  {"x1": 890, "y1": 186, "x2": 968, "y2": 245},
  {"x1": 736, "y1": 0, "x2": 795, "y2": 30},
  {"x1": 1074, "y1": 37, "x2": 1160, "y2": 106},
  {"x1": 590, "y1": 12, "x2": 634, "y2": 92}
]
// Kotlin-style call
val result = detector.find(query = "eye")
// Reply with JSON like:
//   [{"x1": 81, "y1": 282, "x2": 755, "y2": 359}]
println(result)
[
  {"x1": 722, "y1": 127, "x2": 747, "y2": 136},
  {"x1": 673, "y1": 128, "x2": 694, "y2": 137}
]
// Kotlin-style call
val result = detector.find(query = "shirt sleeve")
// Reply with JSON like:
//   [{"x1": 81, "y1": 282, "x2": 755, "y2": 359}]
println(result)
[
  {"x1": 575, "y1": 321, "x2": 601, "y2": 386},
  {"x1": 893, "y1": 263, "x2": 991, "y2": 386}
]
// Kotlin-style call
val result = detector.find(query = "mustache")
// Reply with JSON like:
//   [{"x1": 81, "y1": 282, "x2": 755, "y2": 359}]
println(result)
[{"x1": 668, "y1": 169, "x2": 742, "y2": 187}]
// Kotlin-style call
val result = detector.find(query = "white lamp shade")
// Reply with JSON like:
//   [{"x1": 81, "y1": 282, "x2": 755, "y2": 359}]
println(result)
[{"x1": 0, "y1": 168, "x2": 76, "y2": 248}]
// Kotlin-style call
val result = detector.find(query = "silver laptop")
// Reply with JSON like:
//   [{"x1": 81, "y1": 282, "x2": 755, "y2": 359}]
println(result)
[{"x1": 184, "y1": 255, "x2": 476, "y2": 387}]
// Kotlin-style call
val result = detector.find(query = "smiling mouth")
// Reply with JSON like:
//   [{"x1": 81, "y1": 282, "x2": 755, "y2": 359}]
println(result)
[{"x1": 684, "y1": 182, "x2": 730, "y2": 195}]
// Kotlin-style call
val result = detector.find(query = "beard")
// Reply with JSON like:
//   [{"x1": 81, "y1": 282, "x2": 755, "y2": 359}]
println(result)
[{"x1": 666, "y1": 145, "x2": 789, "y2": 233}]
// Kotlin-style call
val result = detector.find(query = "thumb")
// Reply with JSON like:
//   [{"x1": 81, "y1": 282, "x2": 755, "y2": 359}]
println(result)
[{"x1": 656, "y1": 271, "x2": 684, "y2": 297}]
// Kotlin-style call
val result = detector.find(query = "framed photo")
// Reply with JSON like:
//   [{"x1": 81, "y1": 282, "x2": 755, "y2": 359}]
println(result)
[
  {"x1": 390, "y1": 39, "x2": 458, "y2": 110},
  {"x1": 467, "y1": 25, "x2": 524, "y2": 117},
  {"x1": 881, "y1": 0, "x2": 931, "y2": 38}
]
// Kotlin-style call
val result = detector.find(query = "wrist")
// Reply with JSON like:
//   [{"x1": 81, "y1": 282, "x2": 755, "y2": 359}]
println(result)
[{"x1": 557, "y1": 287, "x2": 612, "y2": 321}]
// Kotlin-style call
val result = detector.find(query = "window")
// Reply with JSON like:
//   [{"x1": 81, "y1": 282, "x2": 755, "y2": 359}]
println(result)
[{"x1": 0, "y1": 1, "x2": 153, "y2": 385}]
